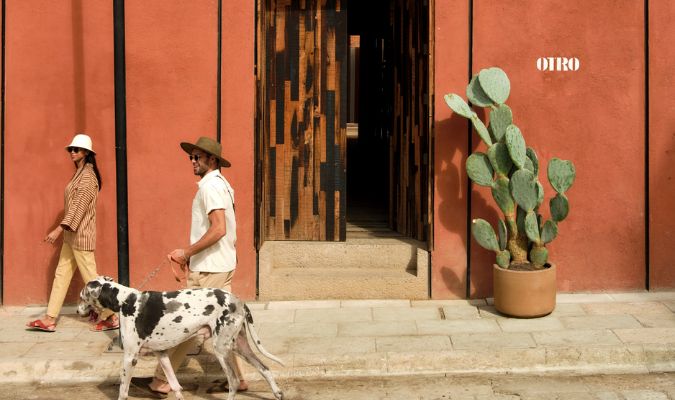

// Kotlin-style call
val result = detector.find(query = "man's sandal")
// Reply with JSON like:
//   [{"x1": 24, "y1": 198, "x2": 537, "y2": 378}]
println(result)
[
  {"x1": 90, "y1": 317, "x2": 119, "y2": 332},
  {"x1": 206, "y1": 379, "x2": 249, "y2": 394},
  {"x1": 26, "y1": 319, "x2": 56, "y2": 332}
]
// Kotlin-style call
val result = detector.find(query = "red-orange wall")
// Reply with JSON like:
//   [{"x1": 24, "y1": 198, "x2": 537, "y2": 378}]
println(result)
[
  {"x1": 4, "y1": 1, "x2": 118, "y2": 305},
  {"x1": 463, "y1": 1, "x2": 646, "y2": 297},
  {"x1": 123, "y1": 0, "x2": 256, "y2": 299},
  {"x1": 649, "y1": 1, "x2": 675, "y2": 290},
  {"x1": 3, "y1": 1, "x2": 256, "y2": 305},
  {"x1": 431, "y1": 0, "x2": 471, "y2": 299}
]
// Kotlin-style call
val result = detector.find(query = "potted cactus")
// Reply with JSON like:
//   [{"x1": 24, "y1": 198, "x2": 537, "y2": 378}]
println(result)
[{"x1": 444, "y1": 67, "x2": 575, "y2": 318}]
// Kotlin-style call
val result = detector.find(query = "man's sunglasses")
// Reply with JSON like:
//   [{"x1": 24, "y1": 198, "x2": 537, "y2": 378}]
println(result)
[
  {"x1": 189, "y1": 154, "x2": 205, "y2": 162},
  {"x1": 67, "y1": 147, "x2": 83, "y2": 153}
]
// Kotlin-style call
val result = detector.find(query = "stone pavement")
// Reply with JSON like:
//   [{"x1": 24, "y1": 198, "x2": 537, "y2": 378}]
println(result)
[{"x1": 0, "y1": 292, "x2": 674, "y2": 385}]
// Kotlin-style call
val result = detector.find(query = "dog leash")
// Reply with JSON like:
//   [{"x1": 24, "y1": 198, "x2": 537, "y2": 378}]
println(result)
[{"x1": 137, "y1": 258, "x2": 187, "y2": 290}]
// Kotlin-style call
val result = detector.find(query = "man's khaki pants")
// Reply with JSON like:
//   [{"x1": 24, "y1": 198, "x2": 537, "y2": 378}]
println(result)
[
  {"x1": 46, "y1": 242, "x2": 113, "y2": 320},
  {"x1": 155, "y1": 270, "x2": 243, "y2": 382}
]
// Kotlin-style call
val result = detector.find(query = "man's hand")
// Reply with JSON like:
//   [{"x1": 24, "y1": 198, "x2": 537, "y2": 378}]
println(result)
[{"x1": 168, "y1": 249, "x2": 188, "y2": 266}]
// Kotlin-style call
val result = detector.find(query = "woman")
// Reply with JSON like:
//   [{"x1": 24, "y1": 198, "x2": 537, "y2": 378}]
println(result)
[{"x1": 26, "y1": 134, "x2": 118, "y2": 332}]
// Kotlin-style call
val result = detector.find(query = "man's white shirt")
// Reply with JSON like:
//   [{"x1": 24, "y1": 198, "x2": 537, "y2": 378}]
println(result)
[{"x1": 189, "y1": 169, "x2": 237, "y2": 273}]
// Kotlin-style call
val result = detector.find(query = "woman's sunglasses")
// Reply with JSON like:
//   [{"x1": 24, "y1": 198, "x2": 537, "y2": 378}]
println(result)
[{"x1": 67, "y1": 147, "x2": 83, "y2": 153}]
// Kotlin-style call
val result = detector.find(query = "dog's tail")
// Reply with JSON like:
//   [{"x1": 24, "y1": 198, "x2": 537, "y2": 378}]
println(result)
[{"x1": 244, "y1": 304, "x2": 285, "y2": 366}]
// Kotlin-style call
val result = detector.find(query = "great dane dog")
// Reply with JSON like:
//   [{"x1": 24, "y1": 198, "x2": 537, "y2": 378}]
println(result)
[{"x1": 77, "y1": 276, "x2": 284, "y2": 400}]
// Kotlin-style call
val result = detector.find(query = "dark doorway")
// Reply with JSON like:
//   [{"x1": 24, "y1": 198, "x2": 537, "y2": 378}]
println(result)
[{"x1": 345, "y1": 0, "x2": 433, "y2": 242}]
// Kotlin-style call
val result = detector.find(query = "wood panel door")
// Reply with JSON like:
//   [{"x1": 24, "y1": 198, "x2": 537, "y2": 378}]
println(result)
[
  {"x1": 389, "y1": 0, "x2": 433, "y2": 245},
  {"x1": 256, "y1": 0, "x2": 347, "y2": 242}
]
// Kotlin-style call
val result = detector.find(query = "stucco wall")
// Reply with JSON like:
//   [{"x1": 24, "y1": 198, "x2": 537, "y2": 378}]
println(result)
[
  {"x1": 649, "y1": 1, "x2": 675, "y2": 290},
  {"x1": 2, "y1": 1, "x2": 256, "y2": 305},
  {"x1": 4, "y1": 1, "x2": 118, "y2": 305},
  {"x1": 432, "y1": 1, "x2": 652, "y2": 298}
]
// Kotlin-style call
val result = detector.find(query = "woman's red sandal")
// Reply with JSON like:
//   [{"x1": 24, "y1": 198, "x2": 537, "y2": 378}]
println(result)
[
  {"x1": 26, "y1": 319, "x2": 56, "y2": 332},
  {"x1": 90, "y1": 317, "x2": 119, "y2": 332}
]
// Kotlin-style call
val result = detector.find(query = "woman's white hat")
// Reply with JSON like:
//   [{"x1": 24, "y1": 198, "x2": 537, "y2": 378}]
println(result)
[{"x1": 65, "y1": 134, "x2": 95, "y2": 154}]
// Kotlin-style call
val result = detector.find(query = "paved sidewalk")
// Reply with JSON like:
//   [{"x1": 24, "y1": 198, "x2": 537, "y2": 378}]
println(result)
[{"x1": 1, "y1": 292, "x2": 674, "y2": 384}]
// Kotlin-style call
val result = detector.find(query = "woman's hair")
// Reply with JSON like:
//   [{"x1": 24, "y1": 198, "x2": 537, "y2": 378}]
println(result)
[{"x1": 84, "y1": 152, "x2": 102, "y2": 191}]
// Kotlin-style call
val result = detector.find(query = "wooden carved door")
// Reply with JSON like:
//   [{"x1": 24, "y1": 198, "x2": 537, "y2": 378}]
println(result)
[{"x1": 256, "y1": 0, "x2": 347, "y2": 242}]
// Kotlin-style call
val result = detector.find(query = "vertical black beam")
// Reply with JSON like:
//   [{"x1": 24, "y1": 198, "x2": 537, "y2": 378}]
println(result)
[
  {"x1": 466, "y1": 0, "x2": 473, "y2": 299},
  {"x1": 217, "y1": 0, "x2": 222, "y2": 142},
  {"x1": 113, "y1": 0, "x2": 130, "y2": 286},
  {"x1": 1, "y1": 0, "x2": 6, "y2": 303},
  {"x1": 644, "y1": 0, "x2": 650, "y2": 290}
]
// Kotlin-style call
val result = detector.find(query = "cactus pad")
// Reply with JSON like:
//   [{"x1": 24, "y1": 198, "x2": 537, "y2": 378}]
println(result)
[
  {"x1": 467, "y1": 75, "x2": 494, "y2": 107},
  {"x1": 489, "y1": 104, "x2": 513, "y2": 142},
  {"x1": 492, "y1": 177, "x2": 515, "y2": 215},
  {"x1": 471, "y1": 115, "x2": 493, "y2": 147},
  {"x1": 510, "y1": 169, "x2": 539, "y2": 212},
  {"x1": 471, "y1": 219, "x2": 500, "y2": 252},
  {"x1": 548, "y1": 158, "x2": 576, "y2": 194},
  {"x1": 550, "y1": 193, "x2": 570, "y2": 222},
  {"x1": 524, "y1": 211, "x2": 541, "y2": 244},
  {"x1": 466, "y1": 153, "x2": 494, "y2": 187},
  {"x1": 496, "y1": 249, "x2": 511, "y2": 268},
  {"x1": 526, "y1": 147, "x2": 539, "y2": 175},
  {"x1": 444, "y1": 94, "x2": 475, "y2": 119},
  {"x1": 530, "y1": 246, "x2": 548, "y2": 267},
  {"x1": 541, "y1": 220, "x2": 558, "y2": 244},
  {"x1": 498, "y1": 219, "x2": 507, "y2": 251},
  {"x1": 505, "y1": 125, "x2": 527, "y2": 169},
  {"x1": 488, "y1": 142, "x2": 513, "y2": 177},
  {"x1": 478, "y1": 67, "x2": 511, "y2": 104}
]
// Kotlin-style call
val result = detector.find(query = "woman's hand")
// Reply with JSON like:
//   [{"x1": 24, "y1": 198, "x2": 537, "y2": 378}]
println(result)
[{"x1": 44, "y1": 226, "x2": 64, "y2": 244}]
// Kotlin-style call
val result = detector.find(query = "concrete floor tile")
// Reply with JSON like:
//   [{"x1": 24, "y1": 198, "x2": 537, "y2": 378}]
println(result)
[
  {"x1": 441, "y1": 305, "x2": 481, "y2": 319},
  {"x1": 373, "y1": 306, "x2": 440, "y2": 321},
  {"x1": 245, "y1": 302, "x2": 267, "y2": 310},
  {"x1": 614, "y1": 328, "x2": 675, "y2": 344},
  {"x1": 341, "y1": 299, "x2": 411, "y2": 308},
  {"x1": 498, "y1": 317, "x2": 564, "y2": 332},
  {"x1": 416, "y1": 319, "x2": 500, "y2": 335},
  {"x1": 556, "y1": 293, "x2": 614, "y2": 303},
  {"x1": 292, "y1": 352, "x2": 387, "y2": 376},
  {"x1": 532, "y1": 329, "x2": 622, "y2": 346},
  {"x1": 634, "y1": 313, "x2": 675, "y2": 328},
  {"x1": 295, "y1": 307, "x2": 372, "y2": 323},
  {"x1": 550, "y1": 303, "x2": 588, "y2": 317},
  {"x1": 594, "y1": 392, "x2": 621, "y2": 400},
  {"x1": 622, "y1": 390, "x2": 669, "y2": 400},
  {"x1": 258, "y1": 322, "x2": 338, "y2": 339},
  {"x1": 477, "y1": 305, "x2": 508, "y2": 319},
  {"x1": 411, "y1": 299, "x2": 487, "y2": 307},
  {"x1": 338, "y1": 321, "x2": 417, "y2": 337},
  {"x1": 543, "y1": 345, "x2": 648, "y2": 372},
  {"x1": 560, "y1": 315, "x2": 642, "y2": 330},
  {"x1": 267, "y1": 300, "x2": 341, "y2": 310},
  {"x1": 25, "y1": 341, "x2": 110, "y2": 359},
  {"x1": 287, "y1": 336, "x2": 376, "y2": 354},
  {"x1": 450, "y1": 332, "x2": 536, "y2": 350},
  {"x1": 609, "y1": 292, "x2": 675, "y2": 302},
  {"x1": 375, "y1": 335, "x2": 452, "y2": 352},
  {"x1": 0, "y1": 342, "x2": 34, "y2": 357},
  {"x1": 251, "y1": 308, "x2": 296, "y2": 323},
  {"x1": 662, "y1": 300, "x2": 675, "y2": 312},
  {"x1": 582, "y1": 302, "x2": 672, "y2": 315}
]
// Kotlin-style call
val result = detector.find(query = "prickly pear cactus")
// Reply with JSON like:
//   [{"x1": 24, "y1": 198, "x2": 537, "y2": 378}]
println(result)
[{"x1": 443, "y1": 67, "x2": 576, "y2": 270}]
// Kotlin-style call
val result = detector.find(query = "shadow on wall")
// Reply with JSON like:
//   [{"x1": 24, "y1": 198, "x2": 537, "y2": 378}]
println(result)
[{"x1": 434, "y1": 110, "x2": 501, "y2": 299}]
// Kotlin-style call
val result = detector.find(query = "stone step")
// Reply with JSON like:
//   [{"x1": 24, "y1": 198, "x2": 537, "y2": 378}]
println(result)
[
  {"x1": 260, "y1": 238, "x2": 427, "y2": 270},
  {"x1": 258, "y1": 239, "x2": 429, "y2": 300}
]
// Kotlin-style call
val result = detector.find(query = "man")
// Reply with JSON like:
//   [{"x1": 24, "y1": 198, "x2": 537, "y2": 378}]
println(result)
[{"x1": 132, "y1": 136, "x2": 247, "y2": 396}]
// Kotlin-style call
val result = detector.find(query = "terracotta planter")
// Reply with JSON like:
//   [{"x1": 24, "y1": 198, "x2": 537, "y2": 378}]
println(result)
[{"x1": 493, "y1": 263, "x2": 556, "y2": 318}]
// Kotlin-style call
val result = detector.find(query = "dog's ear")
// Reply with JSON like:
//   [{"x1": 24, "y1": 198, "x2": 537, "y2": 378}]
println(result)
[{"x1": 87, "y1": 281, "x2": 103, "y2": 299}]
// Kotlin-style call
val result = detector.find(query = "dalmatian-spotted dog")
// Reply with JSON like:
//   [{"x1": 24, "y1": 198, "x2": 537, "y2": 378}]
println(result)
[{"x1": 77, "y1": 276, "x2": 284, "y2": 400}]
